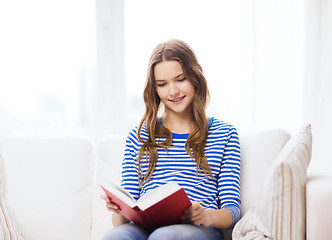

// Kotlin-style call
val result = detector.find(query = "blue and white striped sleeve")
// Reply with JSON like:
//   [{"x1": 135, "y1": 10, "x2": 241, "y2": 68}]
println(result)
[
  {"x1": 218, "y1": 126, "x2": 241, "y2": 226},
  {"x1": 121, "y1": 128, "x2": 140, "y2": 201}
]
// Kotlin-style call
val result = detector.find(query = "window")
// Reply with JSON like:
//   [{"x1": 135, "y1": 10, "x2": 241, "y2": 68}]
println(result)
[
  {"x1": 1, "y1": 0, "x2": 307, "y2": 142},
  {"x1": 124, "y1": 0, "x2": 254, "y2": 133},
  {"x1": 0, "y1": 0, "x2": 96, "y2": 137}
]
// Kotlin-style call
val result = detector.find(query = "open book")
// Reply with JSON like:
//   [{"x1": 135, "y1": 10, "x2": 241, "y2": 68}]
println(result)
[{"x1": 100, "y1": 182, "x2": 192, "y2": 230}]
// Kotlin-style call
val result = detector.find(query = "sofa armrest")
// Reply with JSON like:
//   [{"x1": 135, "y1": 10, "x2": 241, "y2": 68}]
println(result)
[{"x1": 306, "y1": 174, "x2": 332, "y2": 240}]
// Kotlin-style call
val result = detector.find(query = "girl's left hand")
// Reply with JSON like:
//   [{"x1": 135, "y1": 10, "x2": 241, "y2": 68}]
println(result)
[{"x1": 181, "y1": 201, "x2": 212, "y2": 226}]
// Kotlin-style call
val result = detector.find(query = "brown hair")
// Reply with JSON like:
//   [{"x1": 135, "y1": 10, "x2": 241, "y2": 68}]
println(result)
[{"x1": 137, "y1": 39, "x2": 211, "y2": 184}]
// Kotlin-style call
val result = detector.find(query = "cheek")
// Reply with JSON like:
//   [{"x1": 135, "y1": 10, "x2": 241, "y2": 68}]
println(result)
[
  {"x1": 156, "y1": 88, "x2": 167, "y2": 100},
  {"x1": 185, "y1": 82, "x2": 195, "y2": 95}
]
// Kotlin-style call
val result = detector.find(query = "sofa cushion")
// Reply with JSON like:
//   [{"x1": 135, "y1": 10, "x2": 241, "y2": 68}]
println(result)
[
  {"x1": 239, "y1": 128, "x2": 291, "y2": 215},
  {"x1": 0, "y1": 153, "x2": 24, "y2": 240},
  {"x1": 306, "y1": 175, "x2": 332, "y2": 240},
  {"x1": 233, "y1": 124, "x2": 312, "y2": 239},
  {"x1": 223, "y1": 128, "x2": 291, "y2": 240},
  {"x1": 92, "y1": 135, "x2": 127, "y2": 240},
  {"x1": 0, "y1": 137, "x2": 95, "y2": 240}
]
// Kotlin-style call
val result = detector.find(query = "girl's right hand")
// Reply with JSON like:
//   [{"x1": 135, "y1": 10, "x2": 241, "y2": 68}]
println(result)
[{"x1": 101, "y1": 193, "x2": 121, "y2": 213}]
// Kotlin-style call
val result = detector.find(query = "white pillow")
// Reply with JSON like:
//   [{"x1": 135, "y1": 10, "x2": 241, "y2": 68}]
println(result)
[
  {"x1": 233, "y1": 124, "x2": 312, "y2": 240},
  {"x1": 0, "y1": 153, "x2": 24, "y2": 240},
  {"x1": 239, "y1": 128, "x2": 291, "y2": 215},
  {"x1": 224, "y1": 128, "x2": 291, "y2": 240}
]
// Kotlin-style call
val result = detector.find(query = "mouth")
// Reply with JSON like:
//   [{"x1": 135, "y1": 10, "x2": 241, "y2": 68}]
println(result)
[{"x1": 169, "y1": 96, "x2": 185, "y2": 103}]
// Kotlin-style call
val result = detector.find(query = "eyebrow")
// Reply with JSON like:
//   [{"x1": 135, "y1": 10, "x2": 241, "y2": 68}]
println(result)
[{"x1": 155, "y1": 73, "x2": 184, "y2": 82}]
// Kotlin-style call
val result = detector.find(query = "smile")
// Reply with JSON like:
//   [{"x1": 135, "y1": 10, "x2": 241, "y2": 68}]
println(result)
[{"x1": 169, "y1": 96, "x2": 185, "y2": 103}]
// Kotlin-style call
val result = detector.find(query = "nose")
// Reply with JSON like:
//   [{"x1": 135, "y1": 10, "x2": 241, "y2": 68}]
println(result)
[{"x1": 169, "y1": 83, "x2": 180, "y2": 97}]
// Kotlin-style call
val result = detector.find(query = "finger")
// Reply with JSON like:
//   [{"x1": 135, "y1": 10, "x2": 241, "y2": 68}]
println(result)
[
  {"x1": 106, "y1": 202, "x2": 121, "y2": 212},
  {"x1": 106, "y1": 204, "x2": 117, "y2": 210},
  {"x1": 181, "y1": 208, "x2": 192, "y2": 223},
  {"x1": 182, "y1": 213, "x2": 203, "y2": 225},
  {"x1": 191, "y1": 207, "x2": 204, "y2": 219},
  {"x1": 181, "y1": 215, "x2": 191, "y2": 224},
  {"x1": 190, "y1": 212, "x2": 204, "y2": 224},
  {"x1": 101, "y1": 194, "x2": 111, "y2": 202},
  {"x1": 182, "y1": 206, "x2": 205, "y2": 224},
  {"x1": 184, "y1": 203, "x2": 199, "y2": 215},
  {"x1": 191, "y1": 202, "x2": 203, "y2": 211},
  {"x1": 186, "y1": 204, "x2": 204, "y2": 218}
]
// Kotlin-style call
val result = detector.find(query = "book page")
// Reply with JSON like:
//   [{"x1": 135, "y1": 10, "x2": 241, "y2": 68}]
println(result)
[
  {"x1": 102, "y1": 183, "x2": 137, "y2": 208},
  {"x1": 137, "y1": 182, "x2": 182, "y2": 210}
]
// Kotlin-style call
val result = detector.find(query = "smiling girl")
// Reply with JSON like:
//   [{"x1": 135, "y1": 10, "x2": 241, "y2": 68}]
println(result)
[{"x1": 102, "y1": 39, "x2": 241, "y2": 240}]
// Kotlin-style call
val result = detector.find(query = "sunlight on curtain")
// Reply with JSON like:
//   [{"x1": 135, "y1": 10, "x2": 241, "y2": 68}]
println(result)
[
  {"x1": 253, "y1": 0, "x2": 305, "y2": 134},
  {"x1": 303, "y1": 0, "x2": 332, "y2": 174},
  {"x1": 123, "y1": 0, "x2": 312, "y2": 148},
  {"x1": 0, "y1": 0, "x2": 96, "y2": 136},
  {"x1": 1, "y1": 0, "x2": 330, "y2": 174},
  {"x1": 124, "y1": 0, "x2": 254, "y2": 134}
]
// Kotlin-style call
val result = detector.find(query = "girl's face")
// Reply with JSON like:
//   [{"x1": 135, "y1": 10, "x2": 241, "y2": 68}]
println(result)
[{"x1": 154, "y1": 60, "x2": 195, "y2": 117}]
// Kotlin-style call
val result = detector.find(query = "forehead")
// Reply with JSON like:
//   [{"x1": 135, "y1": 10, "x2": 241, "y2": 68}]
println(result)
[{"x1": 154, "y1": 60, "x2": 183, "y2": 80}]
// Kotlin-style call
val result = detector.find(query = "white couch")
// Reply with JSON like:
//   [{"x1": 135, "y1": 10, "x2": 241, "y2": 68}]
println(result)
[{"x1": 0, "y1": 127, "x2": 331, "y2": 240}]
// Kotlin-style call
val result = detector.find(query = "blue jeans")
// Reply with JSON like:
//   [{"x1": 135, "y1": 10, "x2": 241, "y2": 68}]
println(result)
[{"x1": 102, "y1": 223, "x2": 224, "y2": 240}]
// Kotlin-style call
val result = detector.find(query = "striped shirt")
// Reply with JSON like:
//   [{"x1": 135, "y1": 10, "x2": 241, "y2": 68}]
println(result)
[{"x1": 121, "y1": 117, "x2": 241, "y2": 225}]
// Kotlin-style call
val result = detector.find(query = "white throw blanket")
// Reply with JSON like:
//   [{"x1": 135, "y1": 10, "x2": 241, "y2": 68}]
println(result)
[{"x1": 232, "y1": 208, "x2": 271, "y2": 240}]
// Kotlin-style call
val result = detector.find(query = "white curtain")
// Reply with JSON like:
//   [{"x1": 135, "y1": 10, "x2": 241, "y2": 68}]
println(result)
[
  {"x1": 303, "y1": 0, "x2": 332, "y2": 174},
  {"x1": 2, "y1": 0, "x2": 328, "y2": 173},
  {"x1": 252, "y1": 0, "x2": 332, "y2": 174},
  {"x1": 0, "y1": 0, "x2": 96, "y2": 137},
  {"x1": 95, "y1": 0, "x2": 332, "y2": 174},
  {"x1": 253, "y1": 0, "x2": 305, "y2": 133}
]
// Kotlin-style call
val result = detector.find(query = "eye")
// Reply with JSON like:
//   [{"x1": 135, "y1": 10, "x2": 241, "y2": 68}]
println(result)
[
  {"x1": 177, "y1": 78, "x2": 186, "y2": 82},
  {"x1": 157, "y1": 83, "x2": 166, "y2": 87}
]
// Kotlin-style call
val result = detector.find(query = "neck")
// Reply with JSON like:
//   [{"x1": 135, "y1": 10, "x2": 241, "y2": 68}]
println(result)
[{"x1": 162, "y1": 111, "x2": 194, "y2": 134}]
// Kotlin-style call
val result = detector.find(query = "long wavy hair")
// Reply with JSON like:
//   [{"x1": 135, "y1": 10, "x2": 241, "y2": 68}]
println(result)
[{"x1": 137, "y1": 39, "x2": 211, "y2": 185}]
